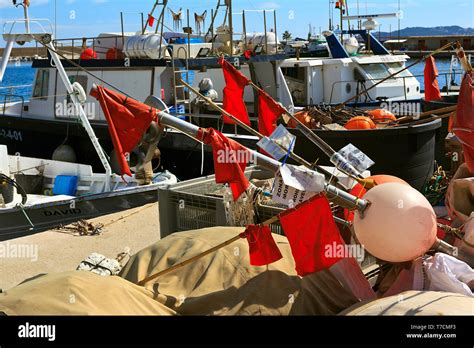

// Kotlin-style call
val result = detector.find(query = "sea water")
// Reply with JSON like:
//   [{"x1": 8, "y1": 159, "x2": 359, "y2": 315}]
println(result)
[
  {"x1": 0, "y1": 59, "x2": 465, "y2": 100},
  {"x1": 0, "y1": 62, "x2": 36, "y2": 99}
]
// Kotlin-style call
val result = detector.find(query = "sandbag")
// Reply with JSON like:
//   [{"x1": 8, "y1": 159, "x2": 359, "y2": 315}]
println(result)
[
  {"x1": 119, "y1": 227, "x2": 359, "y2": 315},
  {"x1": 340, "y1": 290, "x2": 474, "y2": 316},
  {"x1": 0, "y1": 271, "x2": 176, "y2": 316}
]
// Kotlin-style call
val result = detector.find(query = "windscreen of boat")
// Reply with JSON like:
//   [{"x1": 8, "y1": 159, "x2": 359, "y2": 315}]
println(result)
[
  {"x1": 360, "y1": 63, "x2": 394, "y2": 82},
  {"x1": 386, "y1": 62, "x2": 414, "y2": 79}
]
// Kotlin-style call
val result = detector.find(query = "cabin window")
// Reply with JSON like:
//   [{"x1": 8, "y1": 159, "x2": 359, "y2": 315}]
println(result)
[
  {"x1": 281, "y1": 67, "x2": 307, "y2": 106},
  {"x1": 32, "y1": 69, "x2": 50, "y2": 100},
  {"x1": 386, "y1": 62, "x2": 412, "y2": 79},
  {"x1": 361, "y1": 64, "x2": 392, "y2": 81}
]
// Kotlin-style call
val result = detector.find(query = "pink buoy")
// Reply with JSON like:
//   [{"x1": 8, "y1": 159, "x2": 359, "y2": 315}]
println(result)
[{"x1": 353, "y1": 183, "x2": 437, "y2": 263}]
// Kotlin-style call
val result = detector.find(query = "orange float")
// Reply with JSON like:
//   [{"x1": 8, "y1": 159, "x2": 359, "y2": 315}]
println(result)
[
  {"x1": 368, "y1": 109, "x2": 397, "y2": 122},
  {"x1": 344, "y1": 175, "x2": 409, "y2": 222},
  {"x1": 344, "y1": 116, "x2": 376, "y2": 130},
  {"x1": 80, "y1": 48, "x2": 97, "y2": 60},
  {"x1": 288, "y1": 111, "x2": 316, "y2": 129}
]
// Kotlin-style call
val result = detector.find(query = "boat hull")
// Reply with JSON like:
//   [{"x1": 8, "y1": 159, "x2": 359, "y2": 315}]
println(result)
[{"x1": 0, "y1": 185, "x2": 160, "y2": 241}]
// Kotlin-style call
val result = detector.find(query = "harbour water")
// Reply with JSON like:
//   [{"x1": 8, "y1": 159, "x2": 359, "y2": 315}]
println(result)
[{"x1": 0, "y1": 59, "x2": 465, "y2": 101}]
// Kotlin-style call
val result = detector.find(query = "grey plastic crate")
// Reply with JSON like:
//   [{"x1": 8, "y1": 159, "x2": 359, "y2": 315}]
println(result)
[{"x1": 159, "y1": 167, "x2": 285, "y2": 238}]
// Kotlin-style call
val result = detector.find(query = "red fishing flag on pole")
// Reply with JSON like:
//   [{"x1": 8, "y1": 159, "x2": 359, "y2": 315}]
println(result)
[
  {"x1": 424, "y1": 56, "x2": 442, "y2": 102},
  {"x1": 218, "y1": 57, "x2": 251, "y2": 126},
  {"x1": 279, "y1": 194, "x2": 345, "y2": 276},
  {"x1": 453, "y1": 72, "x2": 474, "y2": 172},
  {"x1": 91, "y1": 86, "x2": 157, "y2": 176},
  {"x1": 199, "y1": 128, "x2": 251, "y2": 200},
  {"x1": 148, "y1": 14, "x2": 155, "y2": 27},
  {"x1": 258, "y1": 89, "x2": 286, "y2": 136},
  {"x1": 241, "y1": 225, "x2": 283, "y2": 266}
]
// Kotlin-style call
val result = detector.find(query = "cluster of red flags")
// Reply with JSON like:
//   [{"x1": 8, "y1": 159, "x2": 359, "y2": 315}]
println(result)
[
  {"x1": 219, "y1": 57, "x2": 285, "y2": 136},
  {"x1": 241, "y1": 194, "x2": 346, "y2": 277},
  {"x1": 453, "y1": 71, "x2": 474, "y2": 172},
  {"x1": 424, "y1": 56, "x2": 442, "y2": 102},
  {"x1": 91, "y1": 86, "x2": 157, "y2": 177},
  {"x1": 198, "y1": 128, "x2": 251, "y2": 201}
]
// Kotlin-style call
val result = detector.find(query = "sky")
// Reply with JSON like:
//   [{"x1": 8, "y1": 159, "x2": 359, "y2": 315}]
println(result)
[{"x1": 0, "y1": 0, "x2": 473, "y2": 41}]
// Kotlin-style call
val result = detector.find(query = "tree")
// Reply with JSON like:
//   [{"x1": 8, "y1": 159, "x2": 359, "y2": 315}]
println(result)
[{"x1": 282, "y1": 30, "x2": 292, "y2": 42}]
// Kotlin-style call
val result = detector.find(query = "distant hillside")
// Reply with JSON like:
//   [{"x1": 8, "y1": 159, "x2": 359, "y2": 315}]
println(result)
[{"x1": 380, "y1": 25, "x2": 474, "y2": 37}]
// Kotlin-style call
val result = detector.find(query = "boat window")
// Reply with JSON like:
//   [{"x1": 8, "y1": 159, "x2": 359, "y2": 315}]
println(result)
[
  {"x1": 386, "y1": 62, "x2": 412, "y2": 78},
  {"x1": 361, "y1": 63, "x2": 392, "y2": 81},
  {"x1": 32, "y1": 69, "x2": 50, "y2": 100},
  {"x1": 281, "y1": 67, "x2": 307, "y2": 106}
]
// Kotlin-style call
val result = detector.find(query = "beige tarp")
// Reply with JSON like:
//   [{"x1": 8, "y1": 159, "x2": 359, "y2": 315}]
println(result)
[
  {"x1": 0, "y1": 271, "x2": 176, "y2": 316},
  {"x1": 119, "y1": 227, "x2": 359, "y2": 315},
  {"x1": 340, "y1": 290, "x2": 474, "y2": 315}
]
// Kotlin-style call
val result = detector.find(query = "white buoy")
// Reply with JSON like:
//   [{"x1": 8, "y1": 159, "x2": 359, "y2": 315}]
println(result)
[{"x1": 353, "y1": 183, "x2": 438, "y2": 262}]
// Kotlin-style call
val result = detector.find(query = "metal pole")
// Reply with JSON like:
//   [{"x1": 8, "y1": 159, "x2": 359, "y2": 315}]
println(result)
[
  {"x1": 48, "y1": 44, "x2": 112, "y2": 192},
  {"x1": 264, "y1": 10, "x2": 268, "y2": 54},
  {"x1": 273, "y1": 10, "x2": 278, "y2": 52},
  {"x1": 398, "y1": 0, "x2": 401, "y2": 51},
  {"x1": 141, "y1": 12, "x2": 145, "y2": 33},
  {"x1": 228, "y1": 0, "x2": 233, "y2": 57},
  {"x1": 242, "y1": 10, "x2": 247, "y2": 51},
  {"x1": 211, "y1": 9, "x2": 215, "y2": 52},
  {"x1": 120, "y1": 12, "x2": 125, "y2": 47},
  {"x1": 340, "y1": 6, "x2": 343, "y2": 42}
]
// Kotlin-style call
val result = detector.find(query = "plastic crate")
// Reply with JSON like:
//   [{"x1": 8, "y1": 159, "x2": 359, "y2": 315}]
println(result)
[{"x1": 159, "y1": 167, "x2": 284, "y2": 238}]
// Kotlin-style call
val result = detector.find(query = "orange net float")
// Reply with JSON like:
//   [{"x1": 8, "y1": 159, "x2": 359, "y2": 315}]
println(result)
[
  {"x1": 106, "y1": 48, "x2": 124, "y2": 60},
  {"x1": 288, "y1": 111, "x2": 317, "y2": 129},
  {"x1": 80, "y1": 48, "x2": 98, "y2": 60},
  {"x1": 344, "y1": 116, "x2": 376, "y2": 130},
  {"x1": 344, "y1": 175, "x2": 409, "y2": 222},
  {"x1": 368, "y1": 109, "x2": 397, "y2": 123}
]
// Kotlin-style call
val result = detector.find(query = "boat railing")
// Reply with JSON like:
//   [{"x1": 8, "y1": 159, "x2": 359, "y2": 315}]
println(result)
[
  {"x1": 52, "y1": 35, "x2": 125, "y2": 60},
  {"x1": 328, "y1": 71, "x2": 463, "y2": 104},
  {"x1": 0, "y1": 93, "x2": 25, "y2": 117}
]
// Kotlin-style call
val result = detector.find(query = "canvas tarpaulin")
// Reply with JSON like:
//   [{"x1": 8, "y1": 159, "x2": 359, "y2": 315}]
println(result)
[
  {"x1": 340, "y1": 290, "x2": 474, "y2": 316},
  {"x1": 119, "y1": 227, "x2": 359, "y2": 315},
  {"x1": 0, "y1": 227, "x2": 360, "y2": 316},
  {"x1": 0, "y1": 271, "x2": 175, "y2": 316}
]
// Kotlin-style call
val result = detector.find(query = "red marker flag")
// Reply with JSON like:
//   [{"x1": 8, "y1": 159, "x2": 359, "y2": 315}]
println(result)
[
  {"x1": 279, "y1": 195, "x2": 345, "y2": 276},
  {"x1": 148, "y1": 14, "x2": 155, "y2": 27},
  {"x1": 258, "y1": 89, "x2": 286, "y2": 136},
  {"x1": 241, "y1": 225, "x2": 283, "y2": 266},
  {"x1": 218, "y1": 57, "x2": 251, "y2": 126},
  {"x1": 424, "y1": 56, "x2": 442, "y2": 102},
  {"x1": 91, "y1": 86, "x2": 157, "y2": 176},
  {"x1": 453, "y1": 72, "x2": 474, "y2": 171},
  {"x1": 199, "y1": 128, "x2": 251, "y2": 200}
]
